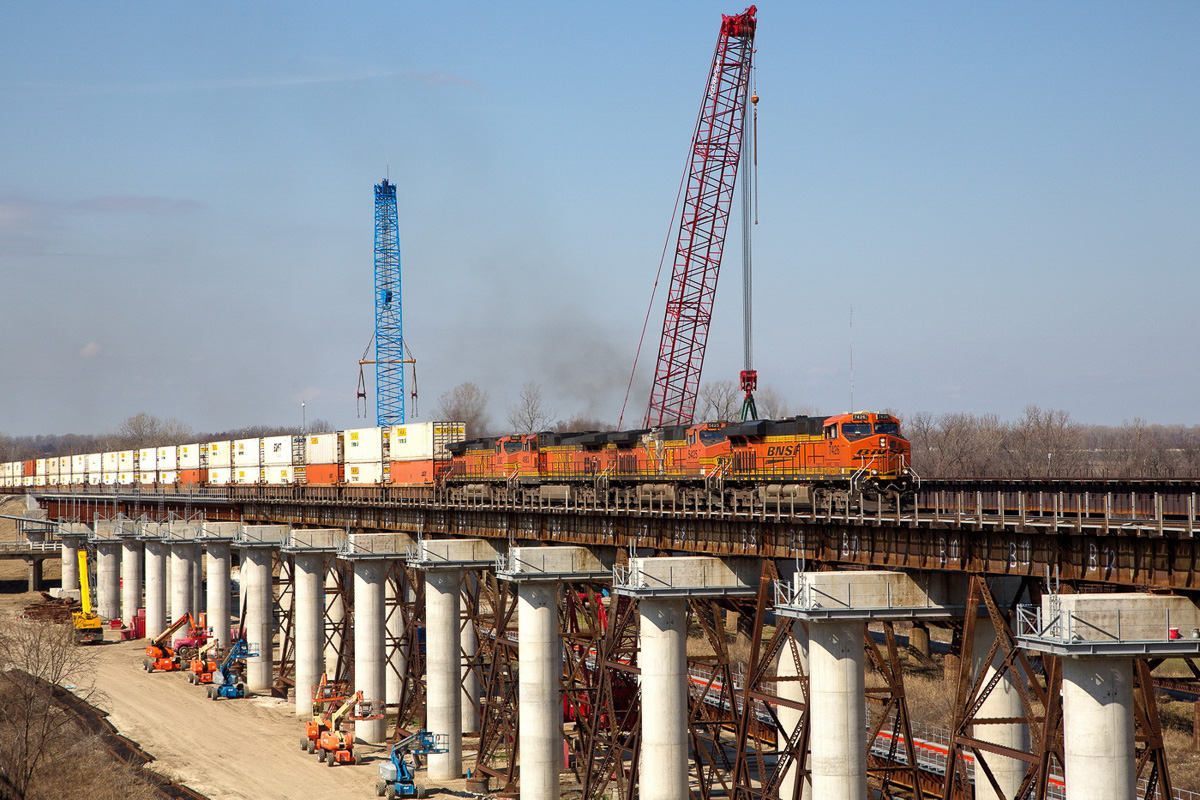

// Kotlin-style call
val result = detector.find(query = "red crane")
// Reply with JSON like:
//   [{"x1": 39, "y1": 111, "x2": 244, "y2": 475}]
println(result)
[{"x1": 644, "y1": 6, "x2": 758, "y2": 428}]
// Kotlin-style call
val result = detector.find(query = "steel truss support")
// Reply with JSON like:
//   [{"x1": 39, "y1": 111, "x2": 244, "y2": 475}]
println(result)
[
  {"x1": 865, "y1": 621, "x2": 929, "y2": 799},
  {"x1": 476, "y1": 574, "x2": 519, "y2": 790},
  {"x1": 386, "y1": 560, "x2": 426, "y2": 735},
  {"x1": 274, "y1": 549, "x2": 295, "y2": 696}
]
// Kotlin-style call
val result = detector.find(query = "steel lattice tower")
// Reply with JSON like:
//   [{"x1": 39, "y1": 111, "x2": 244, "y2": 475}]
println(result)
[{"x1": 374, "y1": 179, "x2": 405, "y2": 425}]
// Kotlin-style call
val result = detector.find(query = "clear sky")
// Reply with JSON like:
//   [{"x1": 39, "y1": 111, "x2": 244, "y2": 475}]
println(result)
[{"x1": 2, "y1": 2, "x2": 1198, "y2": 436}]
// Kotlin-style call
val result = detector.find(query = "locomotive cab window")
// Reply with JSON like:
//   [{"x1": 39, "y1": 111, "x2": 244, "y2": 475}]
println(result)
[
  {"x1": 841, "y1": 422, "x2": 872, "y2": 441},
  {"x1": 825, "y1": 425, "x2": 836, "y2": 439},
  {"x1": 698, "y1": 430, "x2": 724, "y2": 446},
  {"x1": 504, "y1": 441, "x2": 523, "y2": 455},
  {"x1": 874, "y1": 420, "x2": 900, "y2": 436}
]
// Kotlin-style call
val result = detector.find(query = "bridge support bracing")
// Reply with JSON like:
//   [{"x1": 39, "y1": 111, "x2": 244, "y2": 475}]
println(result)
[
  {"x1": 352, "y1": 558, "x2": 388, "y2": 743},
  {"x1": 95, "y1": 539, "x2": 121, "y2": 621},
  {"x1": 169, "y1": 541, "x2": 193, "y2": 621},
  {"x1": 325, "y1": 566, "x2": 346, "y2": 677},
  {"x1": 970, "y1": 618, "x2": 1029, "y2": 800},
  {"x1": 143, "y1": 538, "x2": 167, "y2": 637},
  {"x1": 461, "y1": 571, "x2": 482, "y2": 735},
  {"x1": 385, "y1": 569, "x2": 404, "y2": 706},
  {"x1": 239, "y1": 544, "x2": 275, "y2": 693},
  {"x1": 293, "y1": 551, "x2": 324, "y2": 718},
  {"x1": 119, "y1": 536, "x2": 143, "y2": 627}
]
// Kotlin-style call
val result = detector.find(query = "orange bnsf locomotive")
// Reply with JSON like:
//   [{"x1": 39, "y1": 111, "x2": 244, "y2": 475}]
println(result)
[{"x1": 444, "y1": 411, "x2": 912, "y2": 510}]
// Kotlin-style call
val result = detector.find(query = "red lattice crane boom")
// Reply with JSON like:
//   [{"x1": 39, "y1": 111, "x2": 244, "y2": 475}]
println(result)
[{"x1": 644, "y1": 6, "x2": 757, "y2": 428}]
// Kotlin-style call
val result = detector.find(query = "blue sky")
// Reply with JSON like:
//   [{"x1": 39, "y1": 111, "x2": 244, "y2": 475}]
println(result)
[{"x1": 2, "y1": 2, "x2": 1198, "y2": 436}]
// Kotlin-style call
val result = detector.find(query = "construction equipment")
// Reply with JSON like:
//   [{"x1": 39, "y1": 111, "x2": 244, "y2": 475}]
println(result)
[
  {"x1": 143, "y1": 612, "x2": 206, "y2": 672},
  {"x1": 187, "y1": 639, "x2": 221, "y2": 684},
  {"x1": 312, "y1": 690, "x2": 380, "y2": 766},
  {"x1": 71, "y1": 549, "x2": 103, "y2": 645},
  {"x1": 375, "y1": 730, "x2": 448, "y2": 798},
  {"x1": 640, "y1": 6, "x2": 758, "y2": 428},
  {"x1": 301, "y1": 673, "x2": 351, "y2": 752},
  {"x1": 205, "y1": 636, "x2": 256, "y2": 700}
]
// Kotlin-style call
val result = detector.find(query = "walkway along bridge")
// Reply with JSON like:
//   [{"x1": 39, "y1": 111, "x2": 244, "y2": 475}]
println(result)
[{"x1": 13, "y1": 478, "x2": 1200, "y2": 800}]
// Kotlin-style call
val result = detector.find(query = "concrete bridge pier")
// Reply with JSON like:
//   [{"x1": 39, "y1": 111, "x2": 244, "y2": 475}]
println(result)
[
  {"x1": 1017, "y1": 593, "x2": 1200, "y2": 800},
  {"x1": 143, "y1": 535, "x2": 168, "y2": 638},
  {"x1": 284, "y1": 528, "x2": 345, "y2": 718},
  {"x1": 119, "y1": 534, "x2": 143, "y2": 628},
  {"x1": 776, "y1": 619, "x2": 811, "y2": 800},
  {"x1": 410, "y1": 538, "x2": 499, "y2": 782},
  {"x1": 498, "y1": 546, "x2": 610, "y2": 800},
  {"x1": 775, "y1": 570, "x2": 958, "y2": 800},
  {"x1": 168, "y1": 539, "x2": 194, "y2": 622},
  {"x1": 236, "y1": 525, "x2": 289, "y2": 694},
  {"x1": 202, "y1": 522, "x2": 240, "y2": 648},
  {"x1": 352, "y1": 558, "x2": 387, "y2": 743},
  {"x1": 614, "y1": 554, "x2": 758, "y2": 800},
  {"x1": 94, "y1": 538, "x2": 122, "y2": 622},
  {"x1": 57, "y1": 528, "x2": 87, "y2": 596}
]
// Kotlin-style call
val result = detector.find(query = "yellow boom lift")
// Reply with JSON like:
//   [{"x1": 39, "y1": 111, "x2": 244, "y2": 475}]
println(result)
[{"x1": 71, "y1": 549, "x2": 103, "y2": 644}]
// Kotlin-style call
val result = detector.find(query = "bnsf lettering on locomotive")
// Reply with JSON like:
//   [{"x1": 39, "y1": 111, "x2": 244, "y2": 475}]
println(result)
[{"x1": 766, "y1": 445, "x2": 797, "y2": 457}]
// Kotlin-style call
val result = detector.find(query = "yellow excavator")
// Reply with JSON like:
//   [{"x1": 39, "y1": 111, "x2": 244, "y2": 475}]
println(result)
[{"x1": 72, "y1": 548, "x2": 103, "y2": 644}]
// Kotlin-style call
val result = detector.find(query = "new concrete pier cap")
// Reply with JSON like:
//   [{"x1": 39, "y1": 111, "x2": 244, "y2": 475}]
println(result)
[
  {"x1": 237, "y1": 524, "x2": 289, "y2": 547},
  {"x1": 284, "y1": 528, "x2": 348, "y2": 553},
  {"x1": 340, "y1": 532, "x2": 414, "y2": 559},
  {"x1": 1019, "y1": 592, "x2": 1200, "y2": 656},
  {"x1": 497, "y1": 546, "x2": 609, "y2": 582},
  {"x1": 409, "y1": 537, "x2": 498, "y2": 569},
  {"x1": 614, "y1": 555, "x2": 756, "y2": 597},
  {"x1": 775, "y1": 570, "x2": 961, "y2": 620},
  {"x1": 199, "y1": 521, "x2": 241, "y2": 540},
  {"x1": 56, "y1": 522, "x2": 91, "y2": 539}
]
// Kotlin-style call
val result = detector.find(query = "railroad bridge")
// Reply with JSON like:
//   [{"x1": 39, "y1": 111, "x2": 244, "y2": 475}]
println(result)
[{"x1": 12, "y1": 479, "x2": 1200, "y2": 800}]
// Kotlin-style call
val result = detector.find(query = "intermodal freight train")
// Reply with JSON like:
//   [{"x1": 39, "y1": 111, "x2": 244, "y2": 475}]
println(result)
[{"x1": 2, "y1": 411, "x2": 912, "y2": 510}]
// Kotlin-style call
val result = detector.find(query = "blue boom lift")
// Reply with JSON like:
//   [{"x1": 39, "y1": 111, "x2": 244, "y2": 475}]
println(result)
[
  {"x1": 375, "y1": 730, "x2": 448, "y2": 798},
  {"x1": 205, "y1": 636, "x2": 257, "y2": 700}
]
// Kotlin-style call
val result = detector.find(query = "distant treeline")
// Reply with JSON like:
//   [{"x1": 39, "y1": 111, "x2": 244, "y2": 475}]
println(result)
[
  {"x1": 0, "y1": 413, "x2": 332, "y2": 462},
  {"x1": 3, "y1": 407, "x2": 1199, "y2": 481}
]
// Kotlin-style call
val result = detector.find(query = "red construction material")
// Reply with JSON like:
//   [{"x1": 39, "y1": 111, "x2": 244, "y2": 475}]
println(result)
[{"x1": 645, "y1": 6, "x2": 757, "y2": 427}]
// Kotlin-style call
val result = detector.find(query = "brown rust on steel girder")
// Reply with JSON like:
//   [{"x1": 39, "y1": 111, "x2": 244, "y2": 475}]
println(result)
[{"x1": 475, "y1": 574, "x2": 519, "y2": 791}]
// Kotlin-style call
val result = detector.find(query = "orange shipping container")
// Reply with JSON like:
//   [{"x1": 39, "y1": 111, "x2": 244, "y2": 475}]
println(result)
[
  {"x1": 305, "y1": 464, "x2": 343, "y2": 485},
  {"x1": 389, "y1": 459, "x2": 438, "y2": 487},
  {"x1": 178, "y1": 469, "x2": 206, "y2": 486}
]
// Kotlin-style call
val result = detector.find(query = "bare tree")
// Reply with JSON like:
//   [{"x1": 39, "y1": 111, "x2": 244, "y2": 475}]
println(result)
[
  {"x1": 755, "y1": 385, "x2": 792, "y2": 419},
  {"x1": 0, "y1": 620, "x2": 97, "y2": 800},
  {"x1": 105, "y1": 413, "x2": 192, "y2": 449},
  {"x1": 1002, "y1": 406, "x2": 1081, "y2": 478},
  {"x1": 436, "y1": 382, "x2": 491, "y2": 438},
  {"x1": 508, "y1": 382, "x2": 555, "y2": 434},
  {"x1": 698, "y1": 380, "x2": 740, "y2": 421}
]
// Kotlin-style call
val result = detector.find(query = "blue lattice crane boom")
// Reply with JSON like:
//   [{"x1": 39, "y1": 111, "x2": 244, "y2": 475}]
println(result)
[{"x1": 357, "y1": 178, "x2": 418, "y2": 424}]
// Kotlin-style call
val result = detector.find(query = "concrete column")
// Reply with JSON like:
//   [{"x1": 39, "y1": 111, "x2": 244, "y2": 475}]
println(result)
[
  {"x1": 909, "y1": 623, "x2": 931, "y2": 659},
  {"x1": 639, "y1": 596, "x2": 689, "y2": 800},
  {"x1": 240, "y1": 547, "x2": 275, "y2": 693},
  {"x1": 808, "y1": 620, "x2": 867, "y2": 800},
  {"x1": 95, "y1": 541, "x2": 121, "y2": 621},
  {"x1": 293, "y1": 552, "x2": 325, "y2": 718},
  {"x1": 25, "y1": 557, "x2": 45, "y2": 593},
  {"x1": 519, "y1": 580, "x2": 561, "y2": 800},
  {"x1": 206, "y1": 540, "x2": 232, "y2": 648},
  {"x1": 120, "y1": 538, "x2": 142, "y2": 627},
  {"x1": 777, "y1": 621, "x2": 811, "y2": 800},
  {"x1": 385, "y1": 569, "x2": 405, "y2": 706},
  {"x1": 324, "y1": 566, "x2": 345, "y2": 676},
  {"x1": 1062, "y1": 657, "x2": 1135, "y2": 800},
  {"x1": 169, "y1": 542, "x2": 193, "y2": 622},
  {"x1": 426, "y1": 568, "x2": 463, "y2": 780},
  {"x1": 461, "y1": 575, "x2": 481, "y2": 734},
  {"x1": 191, "y1": 543, "x2": 204, "y2": 618},
  {"x1": 353, "y1": 559, "x2": 387, "y2": 743},
  {"x1": 59, "y1": 537, "x2": 81, "y2": 594},
  {"x1": 144, "y1": 540, "x2": 167, "y2": 638},
  {"x1": 971, "y1": 619, "x2": 1030, "y2": 800}
]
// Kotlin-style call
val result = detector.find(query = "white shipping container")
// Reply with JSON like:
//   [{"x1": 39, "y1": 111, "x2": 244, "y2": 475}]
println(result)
[
  {"x1": 157, "y1": 446, "x2": 178, "y2": 471},
  {"x1": 389, "y1": 422, "x2": 467, "y2": 461},
  {"x1": 45, "y1": 459, "x2": 59, "y2": 479},
  {"x1": 72, "y1": 454, "x2": 86, "y2": 475},
  {"x1": 117, "y1": 472, "x2": 134, "y2": 485},
  {"x1": 264, "y1": 465, "x2": 293, "y2": 484},
  {"x1": 159, "y1": 470, "x2": 177, "y2": 485},
  {"x1": 233, "y1": 438, "x2": 260, "y2": 467},
  {"x1": 118, "y1": 450, "x2": 135, "y2": 471},
  {"x1": 262, "y1": 435, "x2": 294, "y2": 466},
  {"x1": 102, "y1": 452, "x2": 119, "y2": 471},
  {"x1": 138, "y1": 448, "x2": 157, "y2": 472},
  {"x1": 23, "y1": 477, "x2": 34, "y2": 487},
  {"x1": 48, "y1": 474, "x2": 59, "y2": 486},
  {"x1": 88, "y1": 473, "x2": 101, "y2": 486},
  {"x1": 102, "y1": 472, "x2": 117, "y2": 486},
  {"x1": 33, "y1": 475, "x2": 45, "y2": 487},
  {"x1": 58, "y1": 456, "x2": 71, "y2": 476},
  {"x1": 342, "y1": 427, "x2": 387, "y2": 463},
  {"x1": 85, "y1": 453, "x2": 102, "y2": 475},
  {"x1": 178, "y1": 444, "x2": 201, "y2": 470},
  {"x1": 305, "y1": 433, "x2": 340, "y2": 465},
  {"x1": 35, "y1": 459, "x2": 46, "y2": 476},
  {"x1": 345, "y1": 462, "x2": 385, "y2": 483},
  {"x1": 138, "y1": 471, "x2": 156, "y2": 485},
  {"x1": 72, "y1": 472, "x2": 85, "y2": 485},
  {"x1": 234, "y1": 466, "x2": 261, "y2": 484},
  {"x1": 207, "y1": 468, "x2": 231, "y2": 486},
  {"x1": 206, "y1": 441, "x2": 232, "y2": 469}
]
